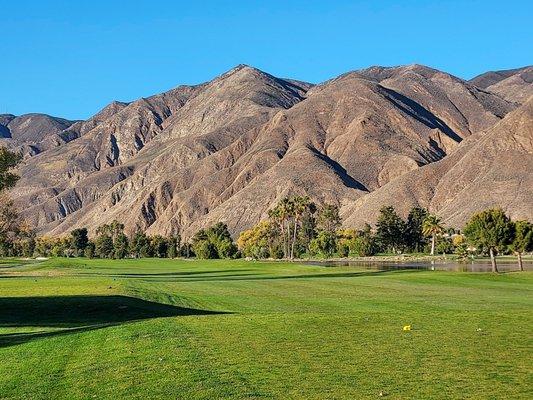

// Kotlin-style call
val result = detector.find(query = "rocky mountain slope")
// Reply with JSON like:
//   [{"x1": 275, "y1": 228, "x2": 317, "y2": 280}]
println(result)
[
  {"x1": 470, "y1": 66, "x2": 533, "y2": 104},
  {"x1": 6, "y1": 64, "x2": 532, "y2": 236},
  {"x1": 344, "y1": 96, "x2": 533, "y2": 227},
  {"x1": 0, "y1": 113, "x2": 77, "y2": 156}
]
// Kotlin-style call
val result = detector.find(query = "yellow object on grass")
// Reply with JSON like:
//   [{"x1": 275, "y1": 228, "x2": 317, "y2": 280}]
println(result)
[{"x1": 403, "y1": 325, "x2": 412, "y2": 331}]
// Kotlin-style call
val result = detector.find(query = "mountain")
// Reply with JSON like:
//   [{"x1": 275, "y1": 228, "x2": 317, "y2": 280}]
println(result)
[
  {"x1": 469, "y1": 66, "x2": 533, "y2": 104},
  {"x1": 344, "y1": 97, "x2": 533, "y2": 227},
  {"x1": 5, "y1": 64, "x2": 532, "y2": 237},
  {"x1": 11, "y1": 66, "x2": 312, "y2": 234},
  {"x1": 0, "y1": 113, "x2": 77, "y2": 156}
]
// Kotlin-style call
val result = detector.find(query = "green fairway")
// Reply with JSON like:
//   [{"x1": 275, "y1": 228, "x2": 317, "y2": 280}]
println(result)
[{"x1": 0, "y1": 258, "x2": 532, "y2": 399}]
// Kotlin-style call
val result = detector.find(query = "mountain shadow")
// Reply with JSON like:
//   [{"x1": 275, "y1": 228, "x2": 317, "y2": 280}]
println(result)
[
  {"x1": 309, "y1": 147, "x2": 369, "y2": 192},
  {"x1": 382, "y1": 86, "x2": 463, "y2": 143}
]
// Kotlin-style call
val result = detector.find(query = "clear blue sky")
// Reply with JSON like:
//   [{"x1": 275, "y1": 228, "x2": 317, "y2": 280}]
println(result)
[{"x1": 2, "y1": 0, "x2": 532, "y2": 120}]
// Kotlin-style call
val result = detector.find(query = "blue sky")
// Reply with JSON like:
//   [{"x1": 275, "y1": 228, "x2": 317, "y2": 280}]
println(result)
[{"x1": 2, "y1": 0, "x2": 532, "y2": 120}]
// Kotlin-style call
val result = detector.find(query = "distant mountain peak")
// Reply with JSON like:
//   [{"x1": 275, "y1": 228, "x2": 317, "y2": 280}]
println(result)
[
  {"x1": 469, "y1": 66, "x2": 533, "y2": 104},
  {"x1": 469, "y1": 66, "x2": 532, "y2": 88},
  {"x1": 219, "y1": 63, "x2": 266, "y2": 79}
]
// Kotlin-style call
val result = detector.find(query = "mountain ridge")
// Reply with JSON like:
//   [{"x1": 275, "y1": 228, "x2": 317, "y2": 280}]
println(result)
[{"x1": 4, "y1": 64, "x2": 532, "y2": 237}]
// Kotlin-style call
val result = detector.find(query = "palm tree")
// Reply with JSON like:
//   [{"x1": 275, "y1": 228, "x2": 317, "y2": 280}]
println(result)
[
  {"x1": 268, "y1": 206, "x2": 285, "y2": 257},
  {"x1": 269, "y1": 198, "x2": 294, "y2": 259},
  {"x1": 280, "y1": 198, "x2": 295, "y2": 259},
  {"x1": 290, "y1": 196, "x2": 312, "y2": 259},
  {"x1": 422, "y1": 214, "x2": 444, "y2": 256}
]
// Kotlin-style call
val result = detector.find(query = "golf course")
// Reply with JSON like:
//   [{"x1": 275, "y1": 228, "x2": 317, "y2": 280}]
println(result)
[{"x1": 1, "y1": 258, "x2": 532, "y2": 399}]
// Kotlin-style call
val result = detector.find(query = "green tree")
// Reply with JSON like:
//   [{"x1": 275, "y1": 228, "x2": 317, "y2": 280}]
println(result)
[
  {"x1": 354, "y1": 224, "x2": 377, "y2": 257},
  {"x1": 191, "y1": 228, "x2": 213, "y2": 259},
  {"x1": 35, "y1": 237, "x2": 54, "y2": 257},
  {"x1": 463, "y1": 208, "x2": 513, "y2": 273},
  {"x1": 20, "y1": 236, "x2": 36, "y2": 257},
  {"x1": 271, "y1": 197, "x2": 295, "y2": 258},
  {"x1": 0, "y1": 147, "x2": 21, "y2": 192},
  {"x1": 336, "y1": 229, "x2": 358, "y2": 257},
  {"x1": 406, "y1": 207, "x2": 428, "y2": 252},
  {"x1": 455, "y1": 242, "x2": 469, "y2": 259},
  {"x1": 435, "y1": 236, "x2": 454, "y2": 255},
  {"x1": 180, "y1": 242, "x2": 193, "y2": 258},
  {"x1": 509, "y1": 220, "x2": 532, "y2": 271},
  {"x1": 191, "y1": 223, "x2": 237, "y2": 259},
  {"x1": 85, "y1": 241, "x2": 96, "y2": 258},
  {"x1": 376, "y1": 206, "x2": 406, "y2": 253},
  {"x1": 193, "y1": 240, "x2": 218, "y2": 259},
  {"x1": 299, "y1": 209, "x2": 317, "y2": 254},
  {"x1": 238, "y1": 220, "x2": 280, "y2": 259},
  {"x1": 0, "y1": 196, "x2": 22, "y2": 249},
  {"x1": 167, "y1": 235, "x2": 180, "y2": 258},
  {"x1": 95, "y1": 235, "x2": 114, "y2": 258},
  {"x1": 309, "y1": 230, "x2": 337, "y2": 257},
  {"x1": 208, "y1": 223, "x2": 237, "y2": 258},
  {"x1": 113, "y1": 233, "x2": 129, "y2": 259},
  {"x1": 206, "y1": 222, "x2": 230, "y2": 242},
  {"x1": 50, "y1": 238, "x2": 70, "y2": 257},
  {"x1": 218, "y1": 239, "x2": 238, "y2": 259},
  {"x1": 96, "y1": 220, "x2": 125, "y2": 240},
  {"x1": 422, "y1": 214, "x2": 444, "y2": 256},
  {"x1": 317, "y1": 203, "x2": 341, "y2": 233},
  {"x1": 151, "y1": 235, "x2": 168, "y2": 258},
  {"x1": 0, "y1": 147, "x2": 26, "y2": 254},
  {"x1": 308, "y1": 203, "x2": 341, "y2": 258},
  {"x1": 129, "y1": 232, "x2": 151, "y2": 258},
  {"x1": 70, "y1": 228, "x2": 89, "y2": 256}
]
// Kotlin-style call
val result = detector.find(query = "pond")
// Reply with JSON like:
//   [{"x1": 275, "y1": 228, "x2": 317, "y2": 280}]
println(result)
[{"x1": 304, "y1": 259, "x2": 533, "y2": 272}]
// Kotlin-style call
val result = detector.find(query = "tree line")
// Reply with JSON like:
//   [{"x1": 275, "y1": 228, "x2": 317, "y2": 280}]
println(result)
[
  {"x1": 24, "y1": 222, "x2": 183, "y2": 259},
  {"x1": 1, "y1": 147, "x2": 531, "y2": 271}
]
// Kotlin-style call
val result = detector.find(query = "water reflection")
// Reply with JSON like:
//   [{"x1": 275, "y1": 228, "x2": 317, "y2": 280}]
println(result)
[{"x1": 304, "y1": 259, "x2": 532, "y2": 272}]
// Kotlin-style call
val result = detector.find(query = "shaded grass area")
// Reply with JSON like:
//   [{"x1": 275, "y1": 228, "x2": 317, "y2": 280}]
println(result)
[
  {"x1": 0, "y1": 295, "x2": 222, "y2": 348},
  {"x1": 0, "y1": 258, "x2": 532, "y2": 399}
]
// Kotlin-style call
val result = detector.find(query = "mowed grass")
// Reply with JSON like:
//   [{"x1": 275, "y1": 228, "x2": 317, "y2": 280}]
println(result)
[{"x1": 0, "y1": 258, "x2": 531, "y2": 399}]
